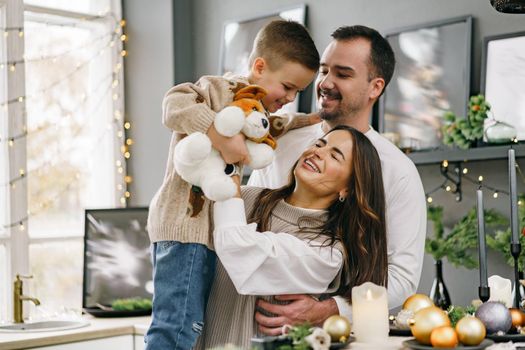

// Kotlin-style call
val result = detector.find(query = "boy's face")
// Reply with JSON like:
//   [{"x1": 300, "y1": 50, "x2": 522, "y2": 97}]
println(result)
[{"x1": 251, "y1": 59, "x2": 316, "y2": 113}]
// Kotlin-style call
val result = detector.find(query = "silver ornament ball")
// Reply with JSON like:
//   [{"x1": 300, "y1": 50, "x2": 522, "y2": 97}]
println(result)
[{"x1": 475, "y1": 301, "x2": 512, "y2": 334}]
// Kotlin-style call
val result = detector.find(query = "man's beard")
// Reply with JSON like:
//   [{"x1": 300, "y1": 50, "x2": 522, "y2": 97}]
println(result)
[
  {"x1": 319, "y1": 107, "x2": 342, "y2": 122},
  {"x1": 318, "y1": 88, "x2": 345, "y2": 122}
]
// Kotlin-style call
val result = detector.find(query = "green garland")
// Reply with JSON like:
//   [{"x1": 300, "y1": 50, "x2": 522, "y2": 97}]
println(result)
[
  {"x1": 487, "y1": 195, "x2": 525, "y2": 270},
  {"x1": 442, "y1": 95, "x2": 491, "y2": 149},
  {"x1": 426, "y1": 205, "x2": 508, "y2": 269}
]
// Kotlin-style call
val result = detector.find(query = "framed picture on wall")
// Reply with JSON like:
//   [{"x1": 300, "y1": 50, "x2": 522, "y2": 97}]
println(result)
[
  {"x1": 218, "y1": 5, "x2": 310, "y2": 114},
  {"x1": 378, "y1": 16, "x2": 472, "y2": 151},
  {"x1": 481, "y1": 31, "x2": 525, "y2": 141}
]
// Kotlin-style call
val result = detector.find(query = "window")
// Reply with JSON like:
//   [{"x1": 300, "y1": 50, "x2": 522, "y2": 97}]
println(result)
[{"x1": 0, "y1": 0, "x2": 126, "y2": 321}]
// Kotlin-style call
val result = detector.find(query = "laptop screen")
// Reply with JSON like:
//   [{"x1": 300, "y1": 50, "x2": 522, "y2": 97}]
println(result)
[{"x1": 83, "y1": 207, "x2": 152, "y2": 308}]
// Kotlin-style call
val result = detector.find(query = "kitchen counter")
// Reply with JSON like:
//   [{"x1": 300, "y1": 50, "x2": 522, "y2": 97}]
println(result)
[
  {"x1": 0, "y1": 316, "x2": 415, "y2": 350},
  {"x1": 0, "y1": 316, "x2": 150, "y2": 350}
]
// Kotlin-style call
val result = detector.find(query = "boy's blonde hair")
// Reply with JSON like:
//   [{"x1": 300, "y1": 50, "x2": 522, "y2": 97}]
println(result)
[{"x1": 248, "y1": 20, "x2": 319, "y2": 72}]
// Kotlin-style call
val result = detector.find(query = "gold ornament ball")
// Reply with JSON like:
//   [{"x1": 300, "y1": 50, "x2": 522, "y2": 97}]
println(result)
[
  {"x1": 510, "y1": 308, "x2": 525, "y2": 329},
  {"x1": 409, "y1": 306, "x2": 451, "y2": 345},
  {"x1": 430, "y1": 326, "x2": 459, "y2": 348},
  {"x1": 455, "y1": 316, "x2": 486, "y2": 346},
  {"x1": 323, "y1": 315, "x2": 351, "y2": 342},
  {"x1": 403, "y1": 294, "x2": 434, "y2": 313}
]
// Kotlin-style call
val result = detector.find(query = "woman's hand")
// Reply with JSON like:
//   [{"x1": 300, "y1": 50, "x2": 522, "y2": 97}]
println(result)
[{"x1": 255, "y1": 295, "x2": 339, "y2": 335}]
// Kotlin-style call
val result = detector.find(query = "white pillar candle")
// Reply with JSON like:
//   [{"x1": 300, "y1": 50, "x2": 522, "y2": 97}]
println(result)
[
  {"x1": 352, "y1": 282, "x2": 389, "y2": 343},
  {"x1": 488, "y1": 275, "x2": 512, "y2": 307}
]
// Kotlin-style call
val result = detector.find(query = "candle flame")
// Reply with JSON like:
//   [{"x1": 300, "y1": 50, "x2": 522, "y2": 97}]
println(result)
[{"x1": 366, "y1": 289, "x2": 373, "y2": 300}]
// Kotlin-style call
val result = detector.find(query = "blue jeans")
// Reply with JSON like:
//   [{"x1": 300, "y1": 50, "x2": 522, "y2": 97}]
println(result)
[{"x1": 145, "y1": 241, "x2": 216, "y2": 350}]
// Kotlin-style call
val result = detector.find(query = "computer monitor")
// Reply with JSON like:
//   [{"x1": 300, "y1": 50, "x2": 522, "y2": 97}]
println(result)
[{"x1": 82, "y1": 207, "x2": 152, "y2": 310}]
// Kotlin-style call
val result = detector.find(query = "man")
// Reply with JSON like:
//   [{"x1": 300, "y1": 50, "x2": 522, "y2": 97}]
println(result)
[{"x1": 248, "y1": 25, "x2": 427, "y2": 335}]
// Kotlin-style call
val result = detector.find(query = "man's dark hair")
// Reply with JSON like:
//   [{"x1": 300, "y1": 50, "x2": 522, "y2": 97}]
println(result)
[
  {"x1": 331, "y1": 25, "x2": 395, "y2": 91},
  {"x1": 249, "y1": 20, "x2": 319, "y2": 71}
]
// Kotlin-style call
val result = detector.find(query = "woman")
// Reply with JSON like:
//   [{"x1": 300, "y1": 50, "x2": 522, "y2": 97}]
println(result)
[{"x1": 197, "y1": 125, "x2": 388, "y2": 349}]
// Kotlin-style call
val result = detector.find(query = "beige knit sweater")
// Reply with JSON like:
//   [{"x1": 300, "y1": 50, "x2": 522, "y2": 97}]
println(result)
[{"x1": 147, "y1": 74, "x2": 312, "y2": 247}]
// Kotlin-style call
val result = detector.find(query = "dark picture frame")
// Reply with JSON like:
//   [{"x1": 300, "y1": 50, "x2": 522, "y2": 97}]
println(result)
[
  {"x1": 218, "y1": 5, "x2": 312, "y2": 114},
  {"x1": 377, "y1": 16, "x2": 473, "y2": 151},
  {"x1": 82, "y1": 207, "x2": 151, "y2": 312},
  {"x1": 481, "y1": 31, "x2": 525, "y2": 141}
]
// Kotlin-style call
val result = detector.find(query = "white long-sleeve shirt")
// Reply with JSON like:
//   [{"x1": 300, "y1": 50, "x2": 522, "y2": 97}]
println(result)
[
  {"x1": 249, "y1": 124, "x2": 427, "y2": 318},
  {"x1": 198, "y1": 187, "x2": 346, "y2": 349},
  {"x1": 213, "y1": 194, "x2": 344, "y2": 295}
]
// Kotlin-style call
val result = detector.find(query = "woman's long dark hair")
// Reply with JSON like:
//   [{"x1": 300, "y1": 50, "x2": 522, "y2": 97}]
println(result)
[{"x1": 249, "y1": 125, "x2": 388, "y2": 301}]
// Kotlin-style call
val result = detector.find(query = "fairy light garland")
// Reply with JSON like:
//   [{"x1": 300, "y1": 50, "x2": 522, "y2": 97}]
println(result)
[
  {"x1": 1, "y1": 17, "x2": 131, "y2": 230},
  {"x1": 425, "y1": 159, "x2": 520, "y2": 204},
  {"x1": 0, "y1": 33, "x2": 119, "y2": 108}
]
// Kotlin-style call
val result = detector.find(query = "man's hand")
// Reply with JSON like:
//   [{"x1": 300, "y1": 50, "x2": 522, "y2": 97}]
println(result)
[
  {"x1": 255, "y1": 295, "x2": 339, "y2": 336},
  {"x1": 207, "y1": 124, "x2": 250, "y2": 164}
]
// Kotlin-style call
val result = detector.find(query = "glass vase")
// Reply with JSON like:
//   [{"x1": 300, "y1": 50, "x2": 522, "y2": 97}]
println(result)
[
  {"x1": 430, "y1": 259, "x2": 452, "y2": 310},
  {"x1": 485, "y1": 119, "x2": 517, "y2": 144}
]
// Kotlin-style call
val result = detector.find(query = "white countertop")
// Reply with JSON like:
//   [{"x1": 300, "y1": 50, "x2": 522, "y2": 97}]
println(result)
[
  {"x1": 0, "y1": 315, "x2": 414, "y2": 350},
  {"x1": 0, "y1": 315, "x2": 151, "y2": 350}
]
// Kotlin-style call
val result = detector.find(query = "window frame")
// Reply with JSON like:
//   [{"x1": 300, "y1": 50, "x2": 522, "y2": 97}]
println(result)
[{"x1": 0, "y1": 0, "x2": 125, "y2": 322}]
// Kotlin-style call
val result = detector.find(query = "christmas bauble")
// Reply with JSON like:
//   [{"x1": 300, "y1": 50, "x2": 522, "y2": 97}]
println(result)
[
  {"x1": 430, "y1": 326, "x2": 458, "y2": 348},
  {"x1": 455, "y1": 316, "x2": 486, "y2": 346},
  {"x1": 509, "y1": 308, "x2": 525, "y2": 330},
  {"x1": 475, "y1": 301, "x2": 512, "y2": 334},
  {"x1": 409, "y1": 306, "x2": 451, "y2": 345},
  {"x1": 403, "y1": 294, "x2": 434, "y2": 313},
  {"x1": 322, "y1": 315, "x2": 351, "y2": 342}
]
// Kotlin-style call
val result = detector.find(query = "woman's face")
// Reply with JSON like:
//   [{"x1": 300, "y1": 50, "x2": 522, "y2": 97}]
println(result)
[{"x1": 294, "y1": 129, "x2": 353, "y2": 200}]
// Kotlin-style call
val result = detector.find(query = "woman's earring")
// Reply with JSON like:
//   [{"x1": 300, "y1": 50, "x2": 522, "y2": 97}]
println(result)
[{"x1": 339, "y1": 195, "x2": 345, "y2": 202}]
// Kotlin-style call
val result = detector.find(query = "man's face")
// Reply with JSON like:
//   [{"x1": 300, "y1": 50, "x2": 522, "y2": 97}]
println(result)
[{"x1": 315, "y1": 38, "x2": 378, "y2": 122}]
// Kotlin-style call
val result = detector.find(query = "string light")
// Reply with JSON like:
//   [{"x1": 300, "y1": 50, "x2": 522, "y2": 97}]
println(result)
[
  {"x1": 462, "y1": 167, "x2": 468, "y2": 174},
  {"x1": 1, "y1": 16, "x2": 131, "y2": 228},
  {"x1": 426, "y1": 161, "x2": 524, "y2": 205}
]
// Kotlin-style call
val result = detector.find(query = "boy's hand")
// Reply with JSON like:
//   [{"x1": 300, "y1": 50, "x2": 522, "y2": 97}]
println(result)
[{"x1": 207, "y1": 124, "x2": 250, "y2": 164}]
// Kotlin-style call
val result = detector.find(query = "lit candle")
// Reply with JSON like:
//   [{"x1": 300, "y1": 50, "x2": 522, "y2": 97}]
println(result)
[
  {"x1": 351, "y1": 282, "x2": 389, "y2": 343},
  {"x1": 477, "y1": 189, "x2": 488, "y2": 289},
  {"x1": 488, "y1": 275, "x2": 512, "y2": 307},
  {"x1": 509, "y1": 149, "x2": 519, "y2": 245}
]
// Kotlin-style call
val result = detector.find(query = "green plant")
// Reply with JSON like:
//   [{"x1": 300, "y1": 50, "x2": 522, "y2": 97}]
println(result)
[
  {"x1": 426, "y1": 205, "x2": 508, "y2": 269},
  {"x1": 447, "y1": 304, "x2": 477, "y2": 327},
  {"x1": 111, "y1": 297, "x2": 152, "y2": 311},
  {"x1": 442, "y1": 95, "x2": 491, "y2": 149},
  {"x1": 277, "y1": 324, "x2": 312, "y2": 350},
  {"x1": 487, "y1": 195, "x2": 525, "y2": 270}
]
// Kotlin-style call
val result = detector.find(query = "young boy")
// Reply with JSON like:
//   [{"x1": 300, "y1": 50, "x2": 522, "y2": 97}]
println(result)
[{"x1": 145, "y1": 20, "x2": 319, "y2": 350}]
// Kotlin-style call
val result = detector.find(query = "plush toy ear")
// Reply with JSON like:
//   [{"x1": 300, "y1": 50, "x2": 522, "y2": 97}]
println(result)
[{"x1": 233, "y1": 85, "x2": 267, "y2": 102}]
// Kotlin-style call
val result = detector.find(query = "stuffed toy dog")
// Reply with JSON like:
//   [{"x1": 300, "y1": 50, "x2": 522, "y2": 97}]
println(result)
[{"x1": 174, "y1": 85, "x2": 276, "y2": 202}]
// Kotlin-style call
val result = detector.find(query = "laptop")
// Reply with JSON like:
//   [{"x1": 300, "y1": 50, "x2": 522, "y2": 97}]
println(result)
[{"x1": 82, "y1": 207, "x2": 152, "y2": 317}]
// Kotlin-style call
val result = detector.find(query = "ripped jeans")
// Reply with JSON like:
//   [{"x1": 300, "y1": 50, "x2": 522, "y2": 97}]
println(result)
[{"x1": 145, "y1": 241, "x2": 216, "y2": 350}]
